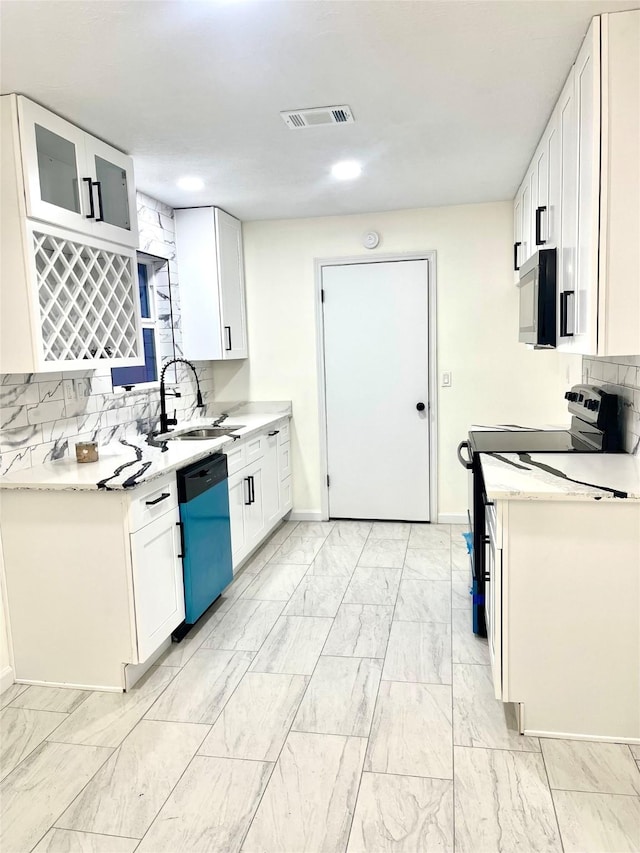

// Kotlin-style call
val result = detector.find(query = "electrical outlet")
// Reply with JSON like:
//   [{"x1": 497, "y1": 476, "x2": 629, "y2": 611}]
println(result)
[
  {"x1": 63, "y1": 379, "x2": 76, "y2": 402},
  {"x1": 442, "y1": 371, "x2": 452, "y2": 387}
]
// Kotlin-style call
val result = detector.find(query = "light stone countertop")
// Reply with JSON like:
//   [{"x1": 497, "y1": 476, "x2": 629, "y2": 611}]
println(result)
[
  {"x1": 480, "y1": 451, "x2": 640, "y2": 502},
  {"x1": 0, "y1": 409, "x2": 291, "y2": 492}
]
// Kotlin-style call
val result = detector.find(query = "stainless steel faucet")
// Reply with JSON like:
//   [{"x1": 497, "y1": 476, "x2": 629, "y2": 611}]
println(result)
[{"x1": 159, "y1": 358, "x2": 205, "y2": 434}]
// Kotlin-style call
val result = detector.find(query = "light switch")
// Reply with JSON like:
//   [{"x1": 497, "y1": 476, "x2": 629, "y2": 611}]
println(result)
[
  {"x1": 442, "y1": 371, "x2": 452, "y2": 387},
  {"x1": 74, "y1": 378, "x2": 90, "y2": 398}
]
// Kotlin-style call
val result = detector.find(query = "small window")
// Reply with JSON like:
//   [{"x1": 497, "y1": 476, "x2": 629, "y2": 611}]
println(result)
[{"x1": 111, "y1": 261, "x2": 160, "y2": 389}]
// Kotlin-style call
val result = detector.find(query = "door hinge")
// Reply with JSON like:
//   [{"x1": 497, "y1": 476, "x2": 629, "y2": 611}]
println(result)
[
  {"x1": 326, "y1": 474, "x2": 330, "y2": 487},
  {"x1": 321, "y1": 289, "x2": 325, "y2": 303}
]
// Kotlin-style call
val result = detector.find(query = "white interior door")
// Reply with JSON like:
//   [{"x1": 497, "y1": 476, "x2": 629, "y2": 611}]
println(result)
[{"x1": 322, "y1": 260, "x2": 430, "y2": 521}]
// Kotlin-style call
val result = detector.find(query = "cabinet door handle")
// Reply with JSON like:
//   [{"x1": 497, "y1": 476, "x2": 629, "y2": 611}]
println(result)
[
  {"x1": 83, "y1": 177, "x2": 95, "y2": 219},
  {"x1": 176, "y1": 521, "x2": 185, "y2": 558},
  {"x1": 535, "y1": 206, "x2": 547, "y2": 246},
  {"x1": 249, "y1": 475, "x2": 255, "y2": 504},
  {"x1": 93, "y1": 180, "x2": 104, "y2": 222},
  {"x1": 483, "y1": 536, "x2": 491, "y2": 581},
  {"x1": 145, "y1": 492, "x2": 170, "y2": 506},
  {"x1": 224, "y1": 326, "x2": 232, "y2": 351},
  {"x1": 513, "y1": 242, "x2": 521, "y2": 272},
  {"x1": 457, "y1": 441, "x2": 473, "y2": 470},
  {"x1": 268, "y1": 430, "x2": 280, "y2": 436},
  {"x1": 560, "y1": 291, "x2": 575, "y2": 337},
  {"x1": 244, "y1": 477, "x2": 251, "y2": 505}
]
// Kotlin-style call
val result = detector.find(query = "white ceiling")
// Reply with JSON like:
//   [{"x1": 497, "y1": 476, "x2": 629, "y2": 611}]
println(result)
[{"x1": 1, "y1": 0, "x2": 637, "y2": 221}]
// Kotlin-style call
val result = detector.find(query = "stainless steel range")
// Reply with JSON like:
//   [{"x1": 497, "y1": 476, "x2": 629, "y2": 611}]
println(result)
[{"x1": 456, "y1": 384, "x2": 622, "y2": 636}]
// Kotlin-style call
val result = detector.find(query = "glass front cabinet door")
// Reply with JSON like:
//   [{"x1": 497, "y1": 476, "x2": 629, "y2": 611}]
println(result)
[
  {"x1": 85, "y1": 136, "x2": 137, "y2": 247},
  {"x1": 18, "y1": 97, "x2": 89, "y2": 233},
  {"x1": 17, "y1": 96, "x2": 138, "y2": 248}
]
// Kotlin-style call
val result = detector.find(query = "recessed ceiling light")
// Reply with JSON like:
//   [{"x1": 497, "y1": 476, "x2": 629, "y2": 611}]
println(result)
[
  {"x1": 331, "y1": 160, "x2": 362, "y2": 181},
  {"x1": 177, "y1": 176, "x2": 204, "y2": 191}
]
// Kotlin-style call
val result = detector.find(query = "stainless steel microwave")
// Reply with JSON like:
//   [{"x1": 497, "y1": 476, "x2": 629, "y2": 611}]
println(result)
[{"x1": 518, "y1": 248, "x2": 557, "y2": 348}]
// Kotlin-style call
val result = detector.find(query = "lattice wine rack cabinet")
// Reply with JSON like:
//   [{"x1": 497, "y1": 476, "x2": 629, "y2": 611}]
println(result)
[
  {"x1": 34, "y1": 229, "x2": 142, "y2": 364},
  {"x1": 0, "y1": 219, "x2": 144, "y2": 373}
]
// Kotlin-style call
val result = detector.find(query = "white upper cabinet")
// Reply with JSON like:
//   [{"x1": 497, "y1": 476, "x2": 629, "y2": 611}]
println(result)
[
  {"x1": 557, "y1": 68, "x2": 578, "y2": 341},
  {"x1": 175, "y1": 206, "x2": 248, "y2": 361},
  {"x1": 0, "y1": 96, "x2": 143, "y2": 373},
  {"x1": 572, "y1": 17, "x2": 601, "y2": 354},
  {"x1": 17, "y1": 96, "x2": 138, "y2": 248},
  {"x1": 513, "y1": 187, "x2": 523, "y2": 283},
  {"x1": 513, "y1": 10, "x2": 640, "y2": 356},
  {"x1": 533, "y1": 105, "x2": 561, "y2": 251},
  {"x1": 596, "y1": 11, "x2": 640, "y2": 357}
]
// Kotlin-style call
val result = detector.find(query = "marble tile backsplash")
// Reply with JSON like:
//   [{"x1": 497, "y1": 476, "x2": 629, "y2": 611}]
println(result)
[
  {"x1": 0, "y1": 192, "x2": 216, "y2": 476},
  {"x1": 582, "y1": 355, "x2": 640, "y2": 454}
]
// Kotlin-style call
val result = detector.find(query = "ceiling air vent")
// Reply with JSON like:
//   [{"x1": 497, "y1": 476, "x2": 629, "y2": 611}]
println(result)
[{"x1": 281, "y1": 105, "x2": 354, "y2": 129}]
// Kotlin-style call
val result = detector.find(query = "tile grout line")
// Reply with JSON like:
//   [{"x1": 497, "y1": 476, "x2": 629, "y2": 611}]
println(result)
[
  {"x1": 25, "y1": 522, "x2": 299, "y2": 853},
  {"x1": 236, "y1": 524, "x2": 357, "y2": 849},
  {"x1": 241, "y1": 521, "x2": 384, "y2": 850},
  {"x1": 449, "y1": 525, "x2": 457, "y2": 852},
  {"x1": 26, "y1": 740, "x2": 117, "y2": 853},
  {"x1": 128, "y1": 727, "x2": 215, "y2": 853},
  {"x1": 1, "y1": 706, "x2": 75, "y2": 785},
  {"x1": 123, "y1": 523, "x2": 303, "y2": 852},
  {"x1": 344, "y1": 522, "x2": 409, "y2": 852},
  {"x1": 539, "y1": 745, "x2": 566, "y2": 853}
]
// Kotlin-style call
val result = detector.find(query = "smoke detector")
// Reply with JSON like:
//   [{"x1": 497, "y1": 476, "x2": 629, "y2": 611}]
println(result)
[{"x1": 281, "y1": 105, "x2": 355, "y2": 129}]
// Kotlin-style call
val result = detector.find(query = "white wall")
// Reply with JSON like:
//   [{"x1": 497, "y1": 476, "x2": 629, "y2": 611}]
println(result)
[
  {"x1": 0, "y1": 534, "x2": 13, "y2": 691},
  {"x1": 214, "y1": 202, "x2": 582, "y2": 517}
]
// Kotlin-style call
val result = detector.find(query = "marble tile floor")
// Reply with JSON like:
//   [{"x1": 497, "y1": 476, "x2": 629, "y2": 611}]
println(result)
[{"x1": 1, "y1": 519, "x2": 639, "y2": 852}]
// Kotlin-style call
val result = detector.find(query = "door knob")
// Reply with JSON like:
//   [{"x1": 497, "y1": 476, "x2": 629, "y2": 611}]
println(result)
[{"x1": 416, "y1": 402, "x2": 426, "y2": 412}]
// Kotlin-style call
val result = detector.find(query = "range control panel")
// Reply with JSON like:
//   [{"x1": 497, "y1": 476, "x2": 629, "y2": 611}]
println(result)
[
  {"x1": 565, "y1": 384, "x2": 618, "y2": 424},
  {"x1": 565, "y1": 384, "x2": 620, "y2": 449}
]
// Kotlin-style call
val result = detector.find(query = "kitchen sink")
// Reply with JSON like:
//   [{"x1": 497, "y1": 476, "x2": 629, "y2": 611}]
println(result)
[{"x1": 168, "y1": 426, "x2": 245, "y2": 440}]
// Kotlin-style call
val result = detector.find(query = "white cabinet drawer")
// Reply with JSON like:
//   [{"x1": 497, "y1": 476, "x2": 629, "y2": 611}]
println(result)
[
  {"x1": 225, "y1": 440, "x2": 247, "y2": 476},
  {"x1": 279, "y1": 441, "x2": 291, "y2": 481},
  {"x1": 128, "y1": 474, "x2": 178, "y2": 533},
  {"x1": 245, "y1": 433, "x2": 264, "y2": 465}
]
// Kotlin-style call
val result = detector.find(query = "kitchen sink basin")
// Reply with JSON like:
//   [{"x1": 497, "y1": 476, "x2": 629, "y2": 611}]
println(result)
[{"x1": 168, "y1": 426, "x2": 245, "y2": 440}]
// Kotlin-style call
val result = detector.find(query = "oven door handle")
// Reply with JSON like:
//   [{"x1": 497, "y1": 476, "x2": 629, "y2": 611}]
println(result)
[{"x1": 457, "y1": 440, "x2": 473, "y2": 470}]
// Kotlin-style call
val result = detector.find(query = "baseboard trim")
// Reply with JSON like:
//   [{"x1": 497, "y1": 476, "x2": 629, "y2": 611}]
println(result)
[
  {"x1": 523, "y1": 729, "x2": 639, "y2": 744},
  {"x1": 289, "y1": 510, "x2": 325, "y2": 522},
  {"x1": 438, "y1": 513, "x2": 468, "y2": 525},
  {"x1": 0, "y1": 664, "x2": 14, "y2": 694},
  {"x1": 11, "y1": 677, "x2": 122, "y2": 693}
]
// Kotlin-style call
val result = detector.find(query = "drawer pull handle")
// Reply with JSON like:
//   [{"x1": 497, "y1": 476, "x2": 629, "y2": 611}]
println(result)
[
  {"x1": 145, "y1": 492, "x2": 170, "y2": 506},
  {"x1": 268, "y1": 430, "x2": 280, "y2": 436}
]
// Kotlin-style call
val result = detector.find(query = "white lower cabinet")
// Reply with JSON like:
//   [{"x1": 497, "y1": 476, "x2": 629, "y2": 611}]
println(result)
[
  {"x1": 227, "y1": 418, "x2": 292, "y2": 570},
  {"x1": 263, "y1": 432, "x2": 282, "y2": 530},
  {"x1": 228, "y1": 470, "x2": 249, "y2": 563},
  {"x1": 245, "y1": 461, "x2": 265, "y2": 545},
  {"x1": 130, "y1": 506, "x2": 185, "y2": 663},
  {"x1": 0, "y1": 471, "x2": 185, "y2": 691},
  {"x1": 490, "y1": 498, "x2": 639, "y2": 741},
  {"x1": 484, "y1": 504, "x2": 502, "y2": 701},
  {"x1": 228, "y1": 462, "x2": 266, "y2": 565}
]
